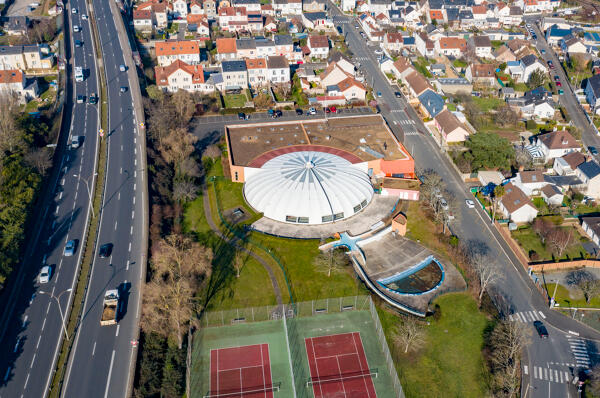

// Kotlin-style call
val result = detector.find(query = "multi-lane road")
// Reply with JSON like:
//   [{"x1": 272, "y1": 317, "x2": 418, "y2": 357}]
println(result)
[
  {"x1": 0, "y1": 0, "x2": 145, "y2": 396},
  {"x1": 0, "y1": 0, "x2": 100, "y2": 397}
]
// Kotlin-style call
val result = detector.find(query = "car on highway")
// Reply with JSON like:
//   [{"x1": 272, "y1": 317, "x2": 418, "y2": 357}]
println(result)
[
  {"x1": 38, "y1": 265, "x2": 51, "y2": 284},
  {"x1": 532, "y1": 34, "x2": 537, "y2": 40},
  {"x1": 75, "y1": 40, "x2": 82, "y2": 47},
  {"x1": 589, "y1": 146, "x2": 598, "y2": 156},
  {"x1": 465, "y1": 199, "x2": 475, "y2": 208},
  {"x1": 76, "y1": 95, "x2": 84, "y2": 103},
  {"x1": 533, "y1": 320, "x2": 548, "y2": 339},
  {"x1": 70, "y1": 136, "x2": 81, "y2": 149},
  {"x1": 64, "y1": 240, "x2": 76, "y2": 256},
  {"x1": 395, "y1": 92, "x2": 401, "y2": 98},
  {"x1": 71, "y1": 7, "x2": 77, "y2": 13},
  {"x1": 88, "y1": 93, "x2": 97, "y2": 104},
  {"x1": 119, "y1": 64, "x2": 126, "y2": 72},
  {"x1": 376, "y1": 91, "x2": 382, "y2": 97},
  {"x1": 98, "y1": 243, "x2": 113, "y2": 258},
  {"x1": 295, "y1": 108, "x2": 303, "y2": 115},
  {"x1": 355, "y1": 25, "x2": 359, "y2": 29},
  {"x1": 73, "y1": 25, "x2": 80, "y2": 32},
  {"x1": 81, "y1": 14, "x2": 88, "y2": 19},
  {"x1": 558, "y1": 89, "x2": 564, "y2": 95},
  {"x1": 307, "y1": 107, "x2": 317, "y2": 115},
  {"x1": 120, "y1": 86, "x2": 128, "y2": 93}
]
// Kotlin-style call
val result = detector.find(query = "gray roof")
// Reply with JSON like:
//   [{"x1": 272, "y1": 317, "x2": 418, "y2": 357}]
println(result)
[
  {"x1": 222, "y1": 60, "x2": 247, "y2": 72},
  {"x1": 255, "y1": 38, "x2": 275, "y2": 47},
  {"x1": 545, "y1": 174, "x2": 583, "y2": 187},
  {"x1": 0, "y1": 45, "x2": 24, "y2": 55},
  {"x1": 303, "y1": 11, "x2": 327, "y2": 21},
  {"x1": 274, "y1": 34, "x2": 293, "y2": 46},
  {"x1": 236, "y1": 38, "x2": 256, "y2": 50},
  {"x1": 578, "y1": 161, "x2": 600, "y2": 180},
  {"x1": 267, "y1": 55, "x2": 288, "y2": 69},
  {"x1": 233, "y1": 0, "x2": 260, "y2": 3},
  {"x1": 418, "y1": 89, "x2": 444, "y2": 117},
  {"x1": 437, "y1": 77, "x2": 470, "y2": 85},
  {"x1": 587, "y1": 74, "x2": 600, "y2": 99},
  {"x1": 471, "y1": 35, "x2": 491, "y2": 47},
  {"x1": 520, "y1": 54, "x2": 539, "y2": 67}
]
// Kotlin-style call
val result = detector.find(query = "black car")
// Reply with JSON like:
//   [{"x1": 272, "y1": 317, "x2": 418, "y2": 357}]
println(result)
[
  {"x1": 88, "y1": 93, "x2": 98, "y2": 104},
  {"x1": 533, "y1": 320, "x2": 548, "y2": 339},
  {"x1": 395, "y1": 92, "x2": 401, "y2": 98},
  {"x1": 99, "y1": 243, "x2": 113, "y2": 258},
  {"x1": 75, "y1": 39, "x2": 83, "y2": 47},
  {"x1": 295, "y1": 108, "x2": 303, "y2": 115},
  {"x1": 238, "y1": 112, "x2": 248, "y2": 120},
  {"x1": 274, "y1": 110, "x2": 282, "y2": 118},
  {"x1": 590, "y1": 146, "x2": 598, "y2": 156}
]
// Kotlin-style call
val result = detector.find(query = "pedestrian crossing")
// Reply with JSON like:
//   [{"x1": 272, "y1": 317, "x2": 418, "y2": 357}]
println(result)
[
  {"x1": 567, "y1": 335, "x2": 591, "y2": 368},
  {"x1": 508, "y1": 310, "x2": 546, "y2": 323},
  {"x1": 404, "y1": 131, "x2": 419, "y2": 136},
  {"x1": 354, "y1": 56, "x2": 370, "y2": 61},
  {"x1": 526, "y1": 366, "x2": 571, "y2": 384}
]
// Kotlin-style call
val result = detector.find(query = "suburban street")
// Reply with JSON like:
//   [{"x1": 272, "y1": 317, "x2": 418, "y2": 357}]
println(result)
[
  {"x1": 61, "y1": 0, "x2": 146, "y2": 396},
  {"x1": 0, "y1": 0, "x2": 100, "y2": 396}
]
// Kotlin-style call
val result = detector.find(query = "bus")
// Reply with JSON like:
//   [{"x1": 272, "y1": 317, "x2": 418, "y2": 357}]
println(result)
[{"x1": 75, "y1": 66, "x2": 84, "y2": 82}]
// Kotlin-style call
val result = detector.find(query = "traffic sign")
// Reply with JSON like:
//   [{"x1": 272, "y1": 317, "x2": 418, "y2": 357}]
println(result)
[{"x1": 99, "y1": 129, "x2": 104, "y2": 137}]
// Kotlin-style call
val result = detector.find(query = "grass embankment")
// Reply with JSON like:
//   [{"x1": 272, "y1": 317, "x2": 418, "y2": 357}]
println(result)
[
  {"x1": 183, "y1": 157, "x2": 366, "y2": 311},
  {"x1": 544, "y1": 282, "x2": 600, "y2": 308},
  {"x1": 511, "y1": 224, "x2": 587, "y2": 262},
  {"x1": 378, "y1": 293, "x2": 491, "y2": 398},
  {"x1": 48, "y1": 7, "x2": 108, "y2": 396}
]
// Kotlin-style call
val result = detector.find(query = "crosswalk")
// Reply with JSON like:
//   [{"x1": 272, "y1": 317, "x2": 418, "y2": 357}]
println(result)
[
  {"x1": 526, "y1": 366, "x2": 571, "y2": 384},
  {"x1": 508, "y1": 310, "x2": 546, "y2": 323},
  {"x1": 567, "y1": 335, "x2": 591, "y2": 368},
  {"x1": 404, "y1": 131, "x2": 419, "y2": 136},
  {"x1": 354, "y1": 56, "x2": 370, "y2": 61}
]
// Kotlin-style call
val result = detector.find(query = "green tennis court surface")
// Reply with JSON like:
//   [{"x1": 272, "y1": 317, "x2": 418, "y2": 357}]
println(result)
[{"x1": 190, "y1": 296, "x2": 404, "y2": 398}]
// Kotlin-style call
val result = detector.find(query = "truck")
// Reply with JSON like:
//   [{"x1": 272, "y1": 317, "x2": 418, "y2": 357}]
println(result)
[
  {"x1": 75, "y1": 66, "x2": 84, "y2": 82},
  {"x1": 101, "y1": 289, "x2": 119, "y2": 326}
]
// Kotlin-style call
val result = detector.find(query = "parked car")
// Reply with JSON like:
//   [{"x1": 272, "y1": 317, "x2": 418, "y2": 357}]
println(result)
[
  {"x1": 38, "y1": 265, "x2": 51, "y2": 284},
  {"x1": 465, "y1": 199, "x2": 475, "y2": 209},
  {"x1": 395, "y1": 92, "x2": 401, "y2": 98},
  {"x1": 88, "y1": 93, "x2": 98, "y2": 104},
  {"x1": 541, "y1": 49, "x2": 545, "y2": 54},
  {"x1": 374, "y1": 49, "x2": 383, "y2": 55},
  {"x1": 532, "y1": 34, "x2": 537, "y2": 40},
  {"x1": 295, "y1": 108, "x2": 303, "y2": 115},
  {"x1": 307, "y1": 107, "x2": 317, "y2": 115},
  {"x1": 75, "y1": 40, "x2": 82, "y2": 47},
  {"x1": 82, "y1": 14, "x2": 88, "y2": 19},
  {"x1": 275, "y1": 110, "x2": 282, "y2": 118},
  {"x1": 533, "y1": 320, "x2": 548, "y2": 339},
  {"x1": 330, "y1": 106, "x2": 337, "y2": 113},
  {"x1": 556, "y1": 81, "x2": 562, "y2": 87},
  {"x1": 440, "y1": 198, "x2": 449, "y2": 211},
  {"x1": 589, "y1": 146, "x2": 598, "y2": 156},
  {"x1": 376, "y1": 91, "x2": 382, "y2": 98},
  {"x1": 558, "y1": 89, "x2": 564, "y2": 95},
  {"x1": 238, "y1": 112, "x2": 248, "y2": 120},
  {"x1": 325, "y1": 107, "x2": 331, "y2": 114},
  {"x1": 554, "y1": 75, "x2": 560, "y2": 81},
  {"x1": 64, "y1": 240, "x2": 76, "y2": 256},
  {"x1": 547, "y1": 60, "x2": 554, "y2": 68},
  {"x1": 71, "y1": 7, "x2": 77, "y2": 13},
  {"x1": 99, "y1": 243, "x2": 113, "y2": 258}
]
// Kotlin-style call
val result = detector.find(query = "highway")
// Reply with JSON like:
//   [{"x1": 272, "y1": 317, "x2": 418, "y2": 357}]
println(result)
[
  {"x1": 326, "y1": 4, "x2": 599, "y2": 397},
  {"x1": 0, "y1": 0, "x2": 100, "y2": 397},
  {"x1": 61, "y1": 0, "x2": 146, "y2": 395}
]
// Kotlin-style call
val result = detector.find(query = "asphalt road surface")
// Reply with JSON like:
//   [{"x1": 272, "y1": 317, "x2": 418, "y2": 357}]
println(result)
[
  {"x1": 0, "y1": 1, "x2": 100, "y2": 397},
  {"x1": 61, "y1": 0, "x2": 145, "y2": 396}
]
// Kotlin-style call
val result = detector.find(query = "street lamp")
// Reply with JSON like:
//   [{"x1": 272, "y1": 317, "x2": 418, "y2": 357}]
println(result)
[
  {"x1": 39, "y1": 288, "x2": 72, "y2": 340},
  {"x1": 550, "y1": 279, "x2": 559, "y2": 308},
  {"x1": 73, "y1": 173, "x2": 98, "y2": 214}
]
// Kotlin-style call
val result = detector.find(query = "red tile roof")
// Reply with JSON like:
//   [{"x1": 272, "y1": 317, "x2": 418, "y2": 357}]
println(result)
[
  {"x1": 0, "y1": 69, "x2": 23, "y2": 84},
  {"x1": 155, "y1": 40, "x2": 200, "y2": 56},
  {"x1": 155, "y1": 60, "x2": 205, "y2": 86},
  {"x1": 216, "y1": 37, "x2": 237, "y2": 54}
]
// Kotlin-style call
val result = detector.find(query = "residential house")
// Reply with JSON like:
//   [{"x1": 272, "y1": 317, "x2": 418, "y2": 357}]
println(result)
[
  {"x1": 221, "y1": 60, "x2": 248, "y2": 89},
  {"x1": 342, "y1": 0, "x2": 355, "y2": 11},
  {"x1": 368, "y1": 0, "x2": 392, "y2": 15},
  {"x1": 337, "y1": 77, "x2": 366, "y2": 101},
  {"x1": 329, "y1": 52, "x2": 355, "y2": 76},
  {"x1": 520, "y1": 54, "x2": 546, "y2": 83},
  {"x1": 267, "y1": 55, "x2": 290, "y2": 84},
  {"x1": 418, "y1": 89, "x2": 445, "y2": 117},
  {"x1": 4, "y1": 16, "x2": 28, "y2": 36},
  {"x1": 233, "y1": 0, "x2": 261, "y2": 12},
  {"x1": 468, "y1": 35, "x2": 493, "y2": 59},
  {"x1": 155, "y1": 40, "x2": 201, "y2": 67},
  {"x1": 534, "y1": 129, "x2": 580, "y2": 162},
  {"x1": 203, "y1": 0, "x2": 218, "y2": 18},
  {"x1": 132, "y1": 9, "x2": 153, "y2": 32},
  {"x1": 187, "y1": 14, "x2": 210, "y2": 35},
  {"x1": 498, "y1": 182, "x2": 538, "y2": 223},
  {"x1": 575, "y1": 161, "x2": 600, "y2": 198},
  {"x1": 308, "y1": 35, "x2": 329, "y2": 59},
  {"x1": 216, "y1": 38, "x2": 237, "y2": 61},
  {"x1": 582, "y1": 217, "x2": 600, "y2": 246},
  {"x1": 390, "y1": 57, "x2": 415, "y2": 81},
  {"x1": 493, "y1": 45, "x2": 516, "y2": 63},
  {"x1": 541, "y1": 184, "x2": 564, "y2": 206},
  {"x1": 435, "y1": 78, "x2": 472, "y2": 95},
  {"x1": 0, "y1": 69, "x2": 38, "y2": 102},
  {"x1": 553, "y1": 151, "x2": 586, "y2": 175},
  {"x1": 172, "y1": 0, "x2": 188, "y2": 18},
  {"x1": 586, "y1": 74, "x2": 600, "y2": 114},
  {"x1": 189, "y1": 0, "x2": 203, "y2": 14},
  {"x1": 264, "y1": 16, "x2": 277, "y2": 32},
  {"x1": 435, "y1": 37, "x2": 466, "y2": 57},
  {"x1": 561, "y1": 36, "x2": 587, "y2": 56},
  {"x1": 320, "y1": 62, "x2": 352, "y2": 87},
  {"x1": 274, "y1": 34, "x2": 294, "y2": 60},
  {"x1": 155, "y1": 60, "x2": 214, "y2": 93},
  {"x1": 384, "y1": 33, "x2": 404, "y2": 53},
  {"x1": 465, "y1": 63, "x2": 496, "y2": 85},
  {"x1": 218, "y1": 7, "x2": 249, "y2": 32},
  {"x1": 405, "y1": 71, "x2": 432, "y2": 98},
  {"x1": 503, "y1": 6, "x2": 523, "y2": 26},
  {"x1": 273, "y1": 0, "x2": 303, "y2": 15},
  {"x1": 415, "y1": 32, "x2": 435, "y2": 57},
  {"x1": 545, "y1": 25, "x2": 572, "y2": 46},
  {"x1": 236, "y1": 38, "x2": 257, "y2": 59},
  {"x1": 303, "y1": 0, "x2": 326, "y2": 12},
  {"x1": 541, "y1": 17, "x2": 570, "y2": 32},
  {"x1": 0, "y1": 45, "x2": 52, "y2": 71},
  {"x1": 434, "y1": 109, "x2": 470, "y2": 143},
  {"x1": 302, "y1": 11, "x2": 331, "y2": 29},
  {"x1": 246, "y1": 58, "x2": 268, "y2": 87},
  {"x1": 511, "y1": 170, "x2": 548, "y2": 196}
]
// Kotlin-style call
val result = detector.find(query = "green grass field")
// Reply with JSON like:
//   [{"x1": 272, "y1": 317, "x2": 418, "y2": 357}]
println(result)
[
  {"x1": 511, "y1": 225, "x2": 587, "y2": 261},
  {"x1": 378, "y1": 293, "x2": 491, "y2": 398},
  {"x1": 223, "y1": 93, "x2": 248, "y2": 109},
  {"x1": 545, "y1": 282, "x2": 600, "y2": 308},
  {"x1": 472, "y1": 96, "x2": 504, "y2": 112}
]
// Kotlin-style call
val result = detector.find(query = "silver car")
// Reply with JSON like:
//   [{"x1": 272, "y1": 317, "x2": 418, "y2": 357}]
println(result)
[
  {"x1": 64, "y1": 240, "x2": 76, "y2": 256},
  {"x1": 39, "y1": 266, "x2": 51, "y2": 283}
]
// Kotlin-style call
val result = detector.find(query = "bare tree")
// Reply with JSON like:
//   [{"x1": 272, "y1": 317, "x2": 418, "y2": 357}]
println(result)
[
  {"x1": 393, "y1": 316, "x2": 426, "y2": 354},
  {"x1": 492, "y1": 184, "x2": 506, "y2": 222},
  {"x1": 471, "y1": 253, "x2": 504, "y2": 306},
  {"x1": 489, "y1": 321, "x2": 530, "y2": 397},
  {"x1": 566, "y1": 269, "x2": 600, "y2": 303},
  {"x1": 233, "y1": 251, "x2": 249, "y2": 278},
  {"x1": 276, "y1": 82, "x2": 292, "y2": 99},
  {"x1": 0, "y1": 93, "x2": 22, "y2": 154},
  {"x1": 172, "y1": 90, "x2": 196, "y2": 127},
  {"x1": 313, "y1": 248, "x2": 350, "y2": 277},
  {"x1": 143, "y1": 234, "x2": 212, "y2": 348},
  {"x1": 173, "y1": 179, "x2": 198, "y2": 203},
  {"x1": 532, "y1": 217, "x2": 553, "y2": 245},
  {"x1": 419, "y1": 169, "x2": 443, "y2": 206},
  {"x1": 159, "y1": 127, "x2": 198, "y2": 175},
  {"x1": 589, "y1": 364, "x2": 600, "y2": 396},
  {"x1": 24, "y1": 147, "x2": 53, "y2": 175},
  {"x1": 514, "y1": 147, "x2": 533, "y2": 170},
  {"x1": 204, "y1": 144, "x2": 221, "y2": 159},
  {"x1": 547, "y1": 227, "x2": 573, "y2": 257},
  {"x1": 494, "y1": 105, "x2": 519, "y2": 127}
]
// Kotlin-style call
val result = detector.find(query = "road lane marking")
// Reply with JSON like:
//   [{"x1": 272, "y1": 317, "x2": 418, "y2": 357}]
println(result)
[
  {"x1": 41, "y1": 318, "x2": 46, "y2": 331},
  {"x1": 130, "y1": 226, "x2": 133, "y2": 235},
  {"x1": 128, "y1": 242, "x2": 132, "y2": 252},
  {"x1": 126, "y1": 260, "x2": 130, "y2": 271},
  {"x1": 23, "y1": 315, "x2": 28, "y2": 327},
  {"x1": 133, "y1": 197, "x2": 135, "y2": 205},
  {"x1": 14, "y1": 337, "x2": 21, "y2": 352},
  {"x1": 524, "y1": 365, "x2": 528, "y2": 375},
  {"x1": 539, "y1": 311, "x2": 546, "y2": 319},
  {"x1": 24, "y1": 373, "x2": 29, "y2": 388},
  {"x1": 116, "y1": 324, "x2": 120, "y2": 337},
  {"x1": 103, "y1": 350, "x2": 116, "y2": 398},
  {"x1": 30, "y1": 353, "x2": 36, "y2": 368},
  {"x1": 131, "y1": 211, "x2": 134, "y2": 219},
  {"x1": 92, "y1": 341, "x2": 96, "y2": 356},
  {"x1": 134, "y1": 183, "x2": 136, "y2": 190},
  {"x1": 47, "y1": 302, "x2": 51, "y2": 314},
  {"x1": 115, "y1": 221, "x2": 118, "y2": 230},
  {"x1": 36, "y1": 335, "x2": 41, "y2": 349}
]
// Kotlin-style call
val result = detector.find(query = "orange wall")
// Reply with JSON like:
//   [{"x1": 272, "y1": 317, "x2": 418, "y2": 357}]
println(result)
[
  {"x1": 230, "y1": 165, "x2": 245, "y2": 182},
  {"x1": 368, "y1": 158, "x2": 415, "y2": 178}
]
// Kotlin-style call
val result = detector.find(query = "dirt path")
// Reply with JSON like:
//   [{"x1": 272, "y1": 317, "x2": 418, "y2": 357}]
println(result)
[{"x1": 202, "y1": 185, "x2": 283, "y2": 306}]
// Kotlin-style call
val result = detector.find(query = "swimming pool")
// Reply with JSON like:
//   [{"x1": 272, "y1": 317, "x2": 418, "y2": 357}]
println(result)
[{"x1": 377, "y1": 255, "x2": 444, "y2": 295}]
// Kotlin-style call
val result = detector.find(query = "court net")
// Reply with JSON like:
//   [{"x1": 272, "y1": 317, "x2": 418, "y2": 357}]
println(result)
[
  {"x1": 306, "y1": 368, "x2": 378, "y2": 387},
  {"x1": 203, "y1": 382, "x2": 281, "y2": 397}
]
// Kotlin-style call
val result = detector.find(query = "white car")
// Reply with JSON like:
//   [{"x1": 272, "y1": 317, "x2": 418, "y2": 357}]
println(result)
[
  {"x1": 119, "y1": 64, "x2": 126, "y2": 72},
  {"x1": 71, "y1": 7, "x2": 77, "y2": 13},
  {"x1": 39, "y1": 266, "x2": 51, "y2": 284},
  {"x1": 440, "y1": 198, "x2": 449, "y2": 211},
  {"x1": 82, "y1": 14, "x2": 88, "y2": 20},
  {"x1": 374, "y1": 49, "x2": 383, "y2": 55},
  {"x1": 466, "y1": 199, "x2": 475, "y2": 209},
  {"x1": 307, "y1": 107, "x2": 317, "y2": 115},
  {"x1": 73, "y1": 25, "x2": 80, "y2": 32}
]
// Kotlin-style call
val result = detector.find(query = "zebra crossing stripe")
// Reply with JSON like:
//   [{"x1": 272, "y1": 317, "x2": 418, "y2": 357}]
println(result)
[
  {"x1": 539, "y1": 311, "x2": 546, "y2": 319},
  {"x1": 533, "y1": 366, "x2": 538, "y2": 378},
  {"x1": 524, "y1": 365, "x2": 528, "y2": 375}
]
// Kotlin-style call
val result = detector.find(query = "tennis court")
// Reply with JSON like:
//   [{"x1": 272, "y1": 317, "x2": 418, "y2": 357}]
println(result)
[
  {"x1": 208, "y1": 343, "x2": 277, "y2": 398},
  {"x1": 191, "y1": 296, "x2": 404, "y2": 398},
  {"x1": 305, "y1": 332, "x2": 377, "y2": 398}
]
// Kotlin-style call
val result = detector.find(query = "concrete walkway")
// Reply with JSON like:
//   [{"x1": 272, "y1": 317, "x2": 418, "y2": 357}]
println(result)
[{"x1": 202, "y1": 185, "x2": 283, "y2": 306}]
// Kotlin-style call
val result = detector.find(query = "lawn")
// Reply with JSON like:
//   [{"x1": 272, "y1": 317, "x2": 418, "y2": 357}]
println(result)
[
  {"x1": 511, "y1": 224, "x2": 587, "y2": 261},
  {"x1": 405, "y1": 201, "x2": 449, "y2": 259},
  {"x1": 452, "y1": 59, "x2": 467, "y2": 69},
  {"x1": 544, "y1": 282, "x2": 600, "y2": 309},
  {"x1": 472, "y1": 96, "x2": 504, "y2": 112},
  {"x1": 575, "y1": 203, "x2": 600, "y2": 215},
  {"x1": 378, "y1": 293, "x2": 491, "y2": 398},
  {"x1": 223, "y1": 93, "x2": 248, "y2": 109}
]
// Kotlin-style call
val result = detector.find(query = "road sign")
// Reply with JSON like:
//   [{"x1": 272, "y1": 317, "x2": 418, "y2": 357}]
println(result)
[{"x1": 99, "y1": 129, "x2": 104, "y2": 137}]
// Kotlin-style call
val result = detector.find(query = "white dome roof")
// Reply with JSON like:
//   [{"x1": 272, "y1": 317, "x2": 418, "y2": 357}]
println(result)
[{"x1": 244, "y1": 151, "x2": 373, "y2": 224}]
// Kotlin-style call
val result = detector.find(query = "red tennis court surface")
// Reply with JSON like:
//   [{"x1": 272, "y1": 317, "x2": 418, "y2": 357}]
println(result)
[
  {"x1": 208, "y1": 343, "x2": 275, "y2": 398},
  {"x1": 305, "y1": 332, "x2": 377, "y2": 398}
]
